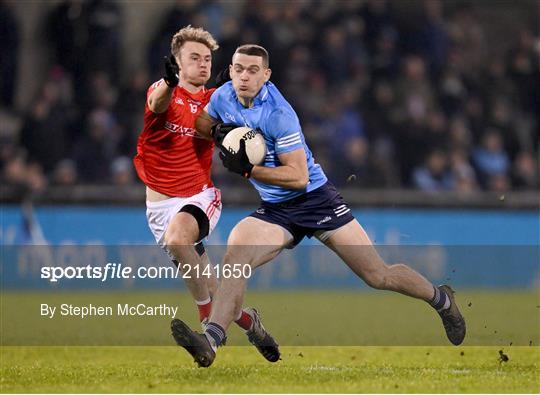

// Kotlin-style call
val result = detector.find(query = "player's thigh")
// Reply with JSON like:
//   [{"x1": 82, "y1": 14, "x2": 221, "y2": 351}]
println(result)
[
  {"x1": 164, "y1": 211, "x2": 200, "y2": 246},
  {"x1": 322, "y1": 219, "x2": 387, "y2": 278},
  {"x1": 225, "y1": 217, "x2": 292, "y2": 270}
]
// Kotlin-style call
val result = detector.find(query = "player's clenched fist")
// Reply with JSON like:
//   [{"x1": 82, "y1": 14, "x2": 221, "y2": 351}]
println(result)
[
  {"x1": 163, "y1": 55, "x2": 179, "y2": 87},
  {"x1": 219, "y1": 139, "x2": 253, "y2": 178}
]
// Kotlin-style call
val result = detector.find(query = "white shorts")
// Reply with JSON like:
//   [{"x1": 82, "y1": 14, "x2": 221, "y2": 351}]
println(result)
[{"x1": 146, "y1": 187, "x2": 222, "y2": 249}]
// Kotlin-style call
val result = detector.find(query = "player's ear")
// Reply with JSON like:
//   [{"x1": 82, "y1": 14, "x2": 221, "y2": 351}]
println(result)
[{"x1": 264, "y1": 68, "x2": 272, "y2": 82}]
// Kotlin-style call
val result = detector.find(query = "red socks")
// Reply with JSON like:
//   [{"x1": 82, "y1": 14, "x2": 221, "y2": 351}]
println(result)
[
  {"x1": 195, "y1": 298, "x2": 212, "y2": 322},
  {"x1": 235, "y1": 310, "x2": 253, "y2": 331},
  {"x1": 196, "y1": 298, "x2": 253, "y2": 331}
]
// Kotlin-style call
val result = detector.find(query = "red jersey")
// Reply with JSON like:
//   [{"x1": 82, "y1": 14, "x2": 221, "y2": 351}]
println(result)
[{"x1": 134, "y1": 80, "x2": 215, "y2": 197}]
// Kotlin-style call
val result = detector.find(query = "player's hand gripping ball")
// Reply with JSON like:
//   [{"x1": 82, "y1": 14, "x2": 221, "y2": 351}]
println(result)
[{"x1": 221, "y1": 127, "x2": 267, "y2": 166}]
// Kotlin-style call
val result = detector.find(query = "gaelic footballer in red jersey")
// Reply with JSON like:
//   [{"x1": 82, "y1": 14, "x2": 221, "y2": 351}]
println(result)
[
  {"x1": 133, "y1": 26, "x2": 272, "y2": 358},
  {"x1": 134, "y1": 26, "x2": 222, "y2": 325},
  {"x1": 134, "y1": 81, "x2": 215, "y2": 197}
]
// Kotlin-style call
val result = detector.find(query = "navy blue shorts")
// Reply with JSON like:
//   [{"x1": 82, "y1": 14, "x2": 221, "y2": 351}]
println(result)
[{"x1": 249, "y1": 182, "x2": 355, "y2": 247}]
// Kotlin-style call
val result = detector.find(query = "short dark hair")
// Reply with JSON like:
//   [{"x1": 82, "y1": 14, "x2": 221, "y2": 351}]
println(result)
[{"x1": 234, "y1": 44, "x2": 269, "y2": 68}]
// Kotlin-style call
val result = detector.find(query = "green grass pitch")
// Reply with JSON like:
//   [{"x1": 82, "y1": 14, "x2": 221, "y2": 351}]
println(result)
[{"x1": 1, "y1": 290, "x2": 539, "y2": 393}]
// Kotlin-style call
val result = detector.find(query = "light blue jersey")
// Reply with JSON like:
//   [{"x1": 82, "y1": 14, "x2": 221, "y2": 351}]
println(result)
[{"x1": 207, "y1": 81, "x2": 327, "y2": 203}]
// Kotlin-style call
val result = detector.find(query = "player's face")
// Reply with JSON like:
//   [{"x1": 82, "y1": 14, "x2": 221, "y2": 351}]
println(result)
[
  {"x1": 177, "y1": 41, "x2": 212, "y2": 87},
  {"x1": 230, "y1": 53, "x2": 271, "y2": 102}
]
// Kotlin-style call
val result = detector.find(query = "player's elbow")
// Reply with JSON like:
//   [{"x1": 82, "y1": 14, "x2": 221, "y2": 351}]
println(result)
[
  {"x1": 147, "y1": 97, "x2": 168, "y2": 114},
  {"x1": 195, "y1": 117, "x2": 213, "y2": 139}
]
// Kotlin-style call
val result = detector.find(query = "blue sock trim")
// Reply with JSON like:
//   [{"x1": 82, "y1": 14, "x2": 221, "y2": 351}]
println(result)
[
  {"x1": 430, "y1": 286, "x2": 448, "y2": 311},
  {"x1": 205, "y1": 322, "x2": 226, "y2": 347}
]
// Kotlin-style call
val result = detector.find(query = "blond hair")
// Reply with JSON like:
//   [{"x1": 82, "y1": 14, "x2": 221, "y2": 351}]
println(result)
[{"x1": 171, "y1": 25, "x2": 219, "y2": 57}]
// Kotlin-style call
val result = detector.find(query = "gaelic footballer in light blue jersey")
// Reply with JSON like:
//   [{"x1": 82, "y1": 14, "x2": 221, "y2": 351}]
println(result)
[
  {"x1": 172, "y1": 44, "x2": 466, "y2": 368},
  {"x1": 207, "y1": 80, "x2": 327, "y2": 203}
]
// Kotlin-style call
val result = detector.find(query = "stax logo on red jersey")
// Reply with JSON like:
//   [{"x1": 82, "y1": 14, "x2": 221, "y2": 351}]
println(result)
[{"x1": 164, "y1": 121, "x2": 200, "y2": 137}]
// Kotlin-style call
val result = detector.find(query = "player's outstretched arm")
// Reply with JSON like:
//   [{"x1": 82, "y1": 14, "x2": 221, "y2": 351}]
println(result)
[{"x1": 147, "y1": 55, "x2": 178, "y2": 113}]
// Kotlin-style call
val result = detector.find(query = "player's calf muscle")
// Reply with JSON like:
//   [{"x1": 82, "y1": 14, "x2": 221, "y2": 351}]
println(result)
[
  {"x1": 212, "y1": 277, "x2": 246, "y2": 323},
  {"x1": 360, "y1": 264, "x2": 389, "y2": 290}
]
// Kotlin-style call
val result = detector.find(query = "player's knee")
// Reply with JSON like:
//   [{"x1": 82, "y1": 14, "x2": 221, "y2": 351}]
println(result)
[
  {"x1": 226, "y1": 227, "x2": 245, "y2": 247},
  {"x1": 164, "y1": 229, "x2": 196, "y2": 250},
  {"x1": 223, "y1": 244, "x2": 255, "y2": 266}
]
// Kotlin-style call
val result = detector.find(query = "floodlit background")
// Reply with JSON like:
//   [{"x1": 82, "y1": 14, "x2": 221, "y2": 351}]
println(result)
[{"x1": 1, "y1": 0, "x2": 539, "y2": 195}]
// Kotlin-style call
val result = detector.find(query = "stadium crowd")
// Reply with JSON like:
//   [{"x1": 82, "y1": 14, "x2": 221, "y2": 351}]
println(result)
[{"x1": 1, "y1": 0, "x2": 539, "y2": 195}]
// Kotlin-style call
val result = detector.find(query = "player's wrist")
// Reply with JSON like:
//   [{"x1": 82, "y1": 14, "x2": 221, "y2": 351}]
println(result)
[
  {"x1": 243, "y1": 163, "x2": 254, "y2": 178},
  {"x1": 163, "y1": 78, "x2": 177, "y2": 88},
  {"x1": 245, "y1": 164, "x2": 258, "y2": 178}
]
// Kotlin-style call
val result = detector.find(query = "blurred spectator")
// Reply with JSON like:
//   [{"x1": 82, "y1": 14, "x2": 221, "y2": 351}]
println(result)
[
  {"x1": 320, "y1": 88, "x2": 368, "y2": 187},
  {"x1": 1, "y1": 146, "x2": 46, "y2": 193},
  {"x1": 507, "y1": 28, "x2": 540, "y2": 114},
  {"x1": 20, "y1": 68, "x2": 75, "y2": 173},
  {"x1": 488, "y1": 96, "x2": 521, "y2": 159},
  {"x1": 84, "y1": 0, "x2": 122, "y2": 82},
  {"x1": 393, "y1": 55, "x2": 438, "y2": 183},
  {"x1": 424, "y1": 110, "x2": 449, "y2": 151},
  {"x1": 81, "y1": 70, "x2": 118, "y2": 115},
  {"x1": 319, "y1": 27, "x2": 349, "y2": 85},
  {"x1": 115, "y1": 69, "x2": 149, "y2": 156},
  {"x1": 52, "y1": 158, "x2": 78, "y2": 186},
  {"x1": 412, "y1": 149, "x2": 453, "y2": 192},
  {"x1": 464, "y1": 95, "x2": 486, "y2": 142},
  {"x1": 0, "y1": 1, "x2": 20, "y2": 108},
  {"x1": 365, "y1": 138, "x2": 401, "y2": 188},
  {"x1": 448, "y1": 115, "x2": 473, "y2": 152},
  {"x1": 395, "y1": 55, "x2": 436, "y2": 124},
  {"x1": 211, "y1": 16, "x2": 241, "y2": 74},
  {"x1": 447, "y1": 3, "x2": 487, "y2": 79},
  {"x1": 438, "y1": 67, "x2": 467, "y2": 116},
  {"x1": 449, "y1": 149, "x2": 478, "y2": 193},
  {"x1": 360, "y1": 0, "x2": 396, "y2": 55},
  {"x1": 46, "y1": 0, "x2": 87, "y2": 78},
  {"x1": 413, "y1": 0, "x2": 450, "y2": 77},
  {"x1": 473, "y1": 131, "x2": 510, "y2": 187},
  {"x1": 147, "y1": 0, "x2": 201, "y2": 81},
  {"x1": 111, "y1": 156, "x2": 134, "y2": 185},
  {"x1": 73, "y1": 108, "x2": 119, "y2": 182},
  {"x1": 512, "y1": 151, "x2": 539, "y2": 190},
  {"x1": 487, "y1": 174, "x2": 510, "y2": 193},
  {"x1": 370, "y1": 26, "x2": 400, "y2": 80},
  {"x1": 483, "y1": 55, "x2": 515, "y2": 102}
]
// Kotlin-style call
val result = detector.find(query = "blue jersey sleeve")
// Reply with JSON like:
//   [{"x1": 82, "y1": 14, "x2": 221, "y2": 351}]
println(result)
[
  {"x1": 267, "y1": 107, "x2": 304, "y2": 155},
  {"x1": 206, "y1": 87, "x2": 223, "y2": 121}
]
